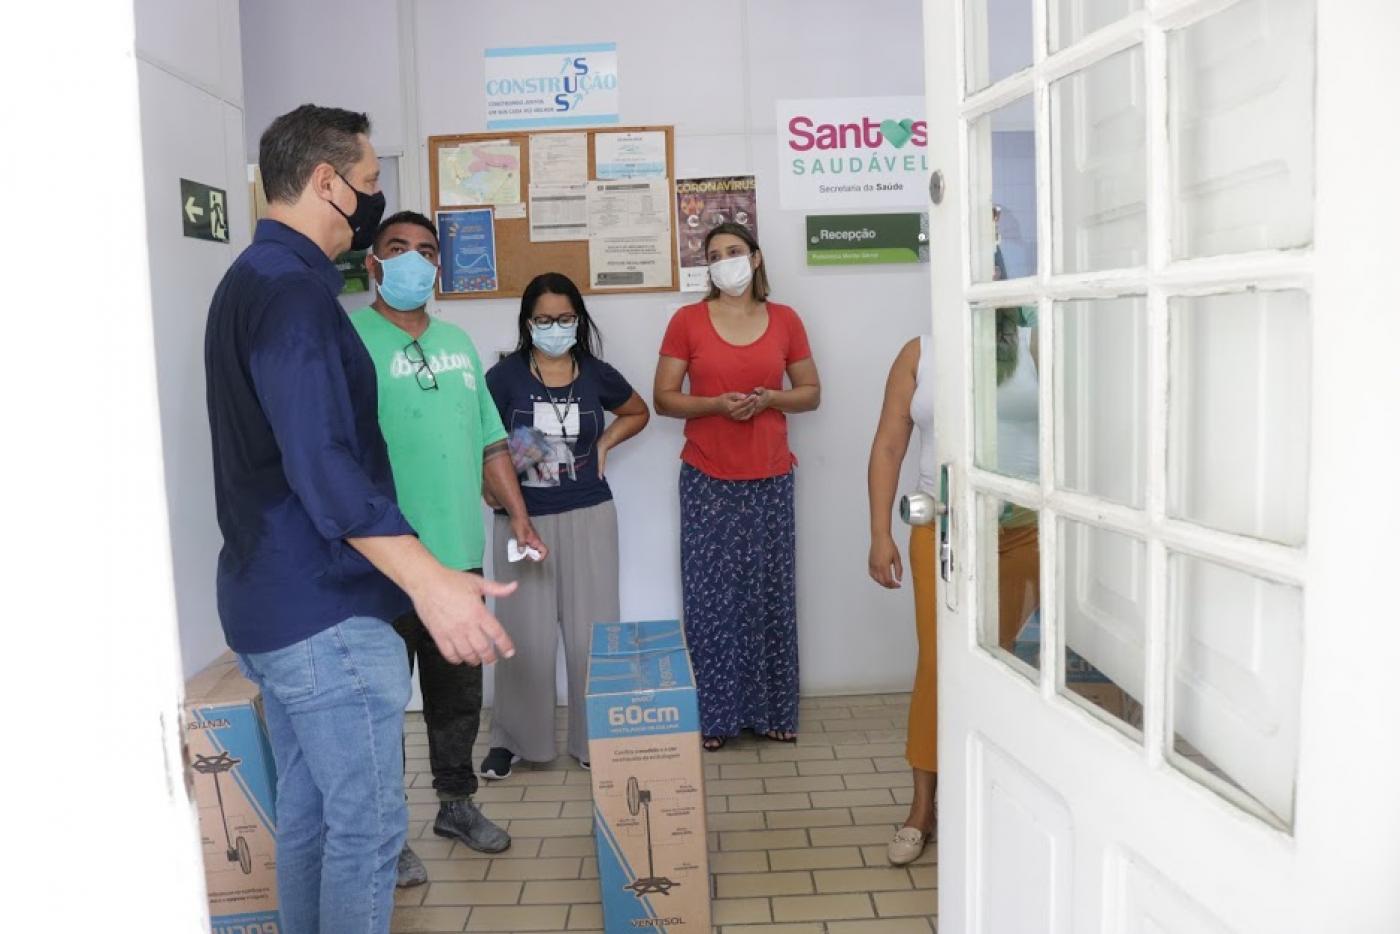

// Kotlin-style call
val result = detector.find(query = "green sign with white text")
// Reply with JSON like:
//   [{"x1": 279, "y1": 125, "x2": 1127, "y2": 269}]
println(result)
[{"x1": 805, "y1": 213, "x2": 928, "y2": 266}]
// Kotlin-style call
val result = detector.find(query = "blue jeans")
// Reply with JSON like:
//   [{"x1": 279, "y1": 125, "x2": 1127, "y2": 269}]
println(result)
[{"x1": 238, "y1": 617, "x2": 411, "y2": 934}]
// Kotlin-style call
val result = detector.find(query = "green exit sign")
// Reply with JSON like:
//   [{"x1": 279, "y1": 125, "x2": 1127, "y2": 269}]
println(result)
[{"x1": 180, "y1": 178, "x2": 230, "y2": 243}]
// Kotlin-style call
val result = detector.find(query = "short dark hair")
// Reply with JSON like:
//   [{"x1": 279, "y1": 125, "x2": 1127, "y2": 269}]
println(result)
[
  {"x1": 703, "y1": 222, "x2": 770, "y2": 301},
  {"x1": 516, "y1": 272, "x2": 604, "y2": 360},
  {"x1": 373, "y1": 211, "x2": 438, "y2": 252},
  {"x1": 259, "y1": 104, "x2": 371, "y2": 204}
]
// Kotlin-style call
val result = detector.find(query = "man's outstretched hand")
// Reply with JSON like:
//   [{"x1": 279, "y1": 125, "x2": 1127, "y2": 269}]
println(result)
[{"x1": 413, "y1": 568, "x2": 518, "y2": 665}]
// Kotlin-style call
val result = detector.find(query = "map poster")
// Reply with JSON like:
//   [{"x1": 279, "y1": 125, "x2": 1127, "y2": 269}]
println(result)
[
  {"x1": 674, "y1": 176, "x2": 759, "y2": 292},
  {"x1": 437, "y1": 141, "x2": 521, "y2": 208},
  {"x1": 438, "y1": 209, "x2": 499, "y2": 294}
]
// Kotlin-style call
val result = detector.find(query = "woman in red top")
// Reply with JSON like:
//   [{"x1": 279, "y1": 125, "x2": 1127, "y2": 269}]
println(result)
[{"x1": 654, "y1": 223, "x2": 821, "y2": 750}]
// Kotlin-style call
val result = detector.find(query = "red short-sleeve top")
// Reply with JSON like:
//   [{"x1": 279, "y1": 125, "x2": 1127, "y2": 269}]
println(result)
[{"x1": 659, "y1": 301, "x2": 812, "y2": 480}]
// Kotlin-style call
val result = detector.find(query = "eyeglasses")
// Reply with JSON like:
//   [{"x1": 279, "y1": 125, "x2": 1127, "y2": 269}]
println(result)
[
  {"x1": 530, "y1": 314, "x2": 579, "y2": 329},
  {"x1": 404, "y1": 340, "x2": 438, "y2": 391}
]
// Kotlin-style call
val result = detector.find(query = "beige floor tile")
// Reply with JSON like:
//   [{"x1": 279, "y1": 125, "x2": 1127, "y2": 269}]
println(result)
[
  {"x1": 407, "y1": 786, "x2": 442, "y2": 803},
  {"x1": 819, "y1": 730, "x2": 883, "y2": 745},
  {"x1": 394, "y1": 884, "x2": 428, "y2": 907},
  {"x1": 391, "y1": 906, "x2": 471, "y2": 932},
  {"x1": 423, "y1": 880, "x2": 522, "y2": 906},
  {"x1": 875, "y1": 888, "x2": 940, "y2": 917},
  {"x1": 811, "y1": 825, "x2": 906, "y2": 847},
  {"x1": 567, "y1": 903, "x2": 603, "y2": 929},
  {"x1": 797, "y1": 758, "x2": 876, "y2": 776},
  {"x1": 765, "y1": 807, "x2": 854, "y2": 829},
  {"x1": 407, "y1": 838, "x2": 455, "y2": 860},
  {"x1": 719, "y1": 828, "x2": 809, "y2": 850},
  {"x1": 837, "y1": 743, "x2": 906, "y2": 759},
  {"x1": 712, "y1": 896, "x2": 773, "y2": 925},
  {"x1": 814, "y1": 866, "x2": 914, "y2": 893},
  {"x1": 560, "y1": 800, "x2": 594, "y2": 818},
  {"x1": 874, "y1": 756, "x2": 909, "y2": 772},
  {"x1": 719, "y1": 761, "x2": 799, "y2": 779},
  {"x1": 813, "y1": 789, "x2": 897, "y2": 808},
  {"x1": 482, "y1": 801, "x2": 564, "y2": 820},
  {"x1": 706, "y1": 778, "x2": 767, "y2": 796},
  {"x1": 503, "y1": 817, "x2": 593, "y2": 837},
  {"x1": 759, "y1": 744, "x2": 837, "y2": 762},
  {"x1": 522, "y1": 783, "x2": 594, "y2": 801},
  {"x1": 844, "y1": 771, "x2": 916, "y2": 790},
  {"x1": 854, "y1": 804, "x2": 913, "y2": 824},
  {"x1": 709, "y1": 850, "x2": 770, "y2": 874},
  {"x1": 721, "y1": 925, "x2": 825, "y2": 934},
  {"x1": 702, "y1": 746, "x2": 762, "y2": 765},
  {"x1": 770, "y1": 892, "x2": 876, "y2": 922},
  {"x1": 450, "y1": 838, "x2": 543, "y2": 860},
  {"x1": 707, "y1": 811, "x2": 767, "y2": 831},
  {"x1": 893, "y1": 786, "x2": 915, "y2": 805},
  {"x1": 465, "y1": 904, "x2": 569, "y2": 931},
  {"x1": 715, "y1": 870, "x2": 816, "y2": 898},
  {"x1": 768, "y1": 845, "x2": 867, "y2": 871},
  {"x1": 504, "y1": 770, "x2": 571, "y2": 786},
  {"x1": 910, "y1": 864, "x2": 936, "y2": 889},
  {"x1": 519, "y1": 879, "x2": 600, "y2": 904},
  {"x1": 485, "y1": 857, "x2": 582, "y2": 881},
  {"x1": 420, "y1": 859, "x2": 490, "y2": 882},
  {"x1": 473, "y1": 785, "x2": 527, "y2": 803},
  {"x1": 538, "y1": 836, "x2": 596, "y2": 858},
  {"x1": 727, "y1": 791, "x2": 812, "y2": 812},
  {"x1": 706, "y1": 795, "x2": 729, "y2": 814},
  {"x1": 828, "y1": 918, "x2": 933, "y2": 934},
  {"x1": 764, "y1": 774, "x2": 846, "y2": 793},
  {"x1": 580, "y1": 857, "x2": 598, "y2": 879}
]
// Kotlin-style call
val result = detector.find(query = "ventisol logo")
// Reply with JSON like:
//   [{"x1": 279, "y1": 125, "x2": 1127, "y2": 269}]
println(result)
[
  {"x1": 785, "y1": 113, "x2": 929, "y2": 178},
  {"x1": 484, "y1": 54, "x2": 619, "y2": 115}
]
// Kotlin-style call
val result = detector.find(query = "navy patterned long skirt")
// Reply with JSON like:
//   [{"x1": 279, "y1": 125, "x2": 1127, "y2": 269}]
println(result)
[{"x1": 679, "y1": 463, "x2": 799, "y2": 739}]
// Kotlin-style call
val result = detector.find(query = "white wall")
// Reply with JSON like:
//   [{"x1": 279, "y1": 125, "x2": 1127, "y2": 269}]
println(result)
[
  {"x1": 238, "y1": 0, "x2": 931, "y2": 699},
  {"x1": 137, "y1": 0, "x2": 252, "y2": 678}
]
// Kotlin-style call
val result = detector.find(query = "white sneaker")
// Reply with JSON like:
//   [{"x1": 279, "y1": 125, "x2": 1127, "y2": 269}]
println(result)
[{"x1": 887, "y1": 826, "x2": 929, "y2": 866}]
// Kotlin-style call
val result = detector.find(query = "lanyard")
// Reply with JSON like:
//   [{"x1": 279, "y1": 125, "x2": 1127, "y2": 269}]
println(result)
[{"x1": 530, "y1": 354, "x2": 578, "y2": 443}]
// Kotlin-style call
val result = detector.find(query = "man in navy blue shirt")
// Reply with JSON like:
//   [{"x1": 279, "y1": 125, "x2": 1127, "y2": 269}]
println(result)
[{"x1": 205, "y1": 104, "x2": 518, "y2": 934}]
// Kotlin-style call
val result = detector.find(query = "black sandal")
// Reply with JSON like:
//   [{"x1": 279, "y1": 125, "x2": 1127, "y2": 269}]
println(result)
[
  {"x1": 702, "y1": 736, "x2": 727, "y2": 751},
  {"x1": 764, "y1": 730, "x2": 798, "y2": 743}
]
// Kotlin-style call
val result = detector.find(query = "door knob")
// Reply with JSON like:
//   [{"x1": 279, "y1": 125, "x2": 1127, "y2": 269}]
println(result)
[{"x1": 928, "y1": 170, "x2": 945, "y2": 205}]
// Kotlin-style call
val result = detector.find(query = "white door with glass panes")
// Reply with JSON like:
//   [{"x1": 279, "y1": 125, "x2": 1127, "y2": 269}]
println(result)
[{"x1": 921, "y1": 0, "x2": 1400, "y2": 930}]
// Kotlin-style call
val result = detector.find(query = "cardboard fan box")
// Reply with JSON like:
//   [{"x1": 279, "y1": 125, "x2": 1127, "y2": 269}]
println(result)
[
  {"x1": 184, "y1": 652, "x2": 281, "y2": 933},
  {"x1": 586, "y1": 620, "x2": 710, "y2": 933}
]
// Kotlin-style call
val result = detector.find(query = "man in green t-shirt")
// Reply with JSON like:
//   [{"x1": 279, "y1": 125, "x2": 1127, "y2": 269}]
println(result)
[{"x1": 352, "y1": 211, "x2": 547, "y2": 887}]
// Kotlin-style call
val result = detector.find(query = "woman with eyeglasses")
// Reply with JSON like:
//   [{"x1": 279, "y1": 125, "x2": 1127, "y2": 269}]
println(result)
[
  {"x1": 479, "y1": 272, "x2": 650, "y2": 778},
  {"x1": 653, "y1": 222, "x2": 822, "y2": 751}
]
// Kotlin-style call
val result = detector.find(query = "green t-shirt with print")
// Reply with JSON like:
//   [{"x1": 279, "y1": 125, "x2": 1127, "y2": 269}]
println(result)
[{"x1": 351, "y1": 307, "x2": 506, "y2": 571}]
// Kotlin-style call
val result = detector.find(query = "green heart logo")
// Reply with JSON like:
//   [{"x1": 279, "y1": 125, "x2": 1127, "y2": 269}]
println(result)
[{"x1": 880, "y1": 118, "x2": 915, "y2": 148}]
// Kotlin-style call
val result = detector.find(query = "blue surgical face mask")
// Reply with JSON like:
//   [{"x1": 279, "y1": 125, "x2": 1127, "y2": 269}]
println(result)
[
  {"x1": 530, "y1": 321, "x2": 578, "y2": 358},
  {"x1": 375, "y1": 250, "x2": 438, "y2": 311}
]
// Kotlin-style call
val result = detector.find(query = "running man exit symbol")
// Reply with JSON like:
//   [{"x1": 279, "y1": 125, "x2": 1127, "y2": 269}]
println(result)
[{"x1": 180, "y1": 178, "x2": 230, "y2": 243}]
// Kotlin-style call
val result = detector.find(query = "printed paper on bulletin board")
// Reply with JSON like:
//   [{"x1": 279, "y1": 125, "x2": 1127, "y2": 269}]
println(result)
[{"x1": 427, "y1": 126, "x2": 678, "y2": 300}]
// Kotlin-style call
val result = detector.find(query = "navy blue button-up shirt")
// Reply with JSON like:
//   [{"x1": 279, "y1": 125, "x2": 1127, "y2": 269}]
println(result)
[{"x1": 205, "y1": 219, "x2": 413, "y2": 653}]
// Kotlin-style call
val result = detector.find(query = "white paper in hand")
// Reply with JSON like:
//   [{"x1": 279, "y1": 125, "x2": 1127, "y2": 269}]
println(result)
[{"x1": 507, "y1": 538, "x2": 543, "y2": 563}]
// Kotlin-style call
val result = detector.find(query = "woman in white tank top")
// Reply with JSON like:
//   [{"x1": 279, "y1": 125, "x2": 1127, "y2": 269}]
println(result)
[{"x1": 866, "y1": 336, "x2": 938, "y2": 866}]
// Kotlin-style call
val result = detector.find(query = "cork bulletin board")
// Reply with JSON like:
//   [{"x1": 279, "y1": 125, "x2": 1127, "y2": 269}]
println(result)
[{"x1": 427, "y1": 125, "x2": 678, "y2": 300}]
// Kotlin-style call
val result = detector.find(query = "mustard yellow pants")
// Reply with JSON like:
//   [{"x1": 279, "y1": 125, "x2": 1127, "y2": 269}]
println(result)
[{"x1": 907, "y1": 525, "x2": 938, "y2": 773}]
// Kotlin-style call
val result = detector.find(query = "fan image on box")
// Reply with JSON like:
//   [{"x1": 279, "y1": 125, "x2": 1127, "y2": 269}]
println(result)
[
  {"x1": 622, "y1": 776, "x2": 680, "y2": 898},
  {"x1": 193, "y1": 751, "x2": 253, "y2": 875}
]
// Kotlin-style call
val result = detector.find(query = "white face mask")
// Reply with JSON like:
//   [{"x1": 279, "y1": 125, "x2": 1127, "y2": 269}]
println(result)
[{"x1": 708, "y1": 254, "x2": 755, "y2": 297}]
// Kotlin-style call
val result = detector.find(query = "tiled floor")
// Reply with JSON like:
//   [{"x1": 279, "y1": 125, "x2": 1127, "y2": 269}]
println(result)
[{"x1": 393, "y1": 693, "x2": 938, "y2": 933}]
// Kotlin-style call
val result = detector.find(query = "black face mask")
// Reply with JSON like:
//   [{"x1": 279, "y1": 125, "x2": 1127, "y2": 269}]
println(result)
[{"x1": 331, "y1": 171, "x2": 387, "y2": 251}]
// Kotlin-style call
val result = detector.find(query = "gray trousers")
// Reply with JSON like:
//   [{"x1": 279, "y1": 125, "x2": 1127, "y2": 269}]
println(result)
[{"x1": 490, "y1": 499, "x2": 619, "y2": 763}]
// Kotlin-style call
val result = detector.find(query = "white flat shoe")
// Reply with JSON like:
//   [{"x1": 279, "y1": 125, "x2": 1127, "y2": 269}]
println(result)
[{"x1": 887, "y1": 826, "x2": 930, "y2": 865}]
